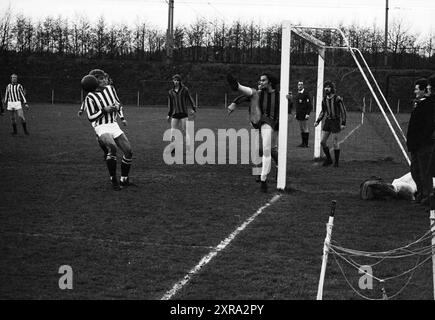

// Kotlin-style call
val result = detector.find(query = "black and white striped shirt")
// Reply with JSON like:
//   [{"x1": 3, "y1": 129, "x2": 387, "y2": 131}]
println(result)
[
  {"x1": 4, "y1": 83, "x2": 27, "y2": 103},
  {"x1": 83, "y1": 85, "x2": 124, "y2": 127}
]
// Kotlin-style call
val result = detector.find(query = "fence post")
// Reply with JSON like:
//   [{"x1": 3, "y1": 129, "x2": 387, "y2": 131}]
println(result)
[
  {"x1": 225, "y1": 93, "x2": 227, "y2": 108},
  {"x1": 52, "y1": 89, "x2": 54, "y2": 105},
  {"x1": 137, "y1": 91, "x2": 140, "y2": 107},
  {"x1": 369, "y1": 97, "x2": 372, "y2": 112},
  {"x1": 397, "y1": 99, "x2": 400, "y2": 114}
]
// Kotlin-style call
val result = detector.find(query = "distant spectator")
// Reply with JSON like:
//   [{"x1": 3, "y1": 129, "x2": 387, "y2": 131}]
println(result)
[
  {"x1": 406, "y1": 78, "x2": 434, "y2": 206},
  {"x1": 425, "y1": 74, "x2": 435, "y2": 196}
]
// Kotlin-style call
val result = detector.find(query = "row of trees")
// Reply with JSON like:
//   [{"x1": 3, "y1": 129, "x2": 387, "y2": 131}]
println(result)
[{"x1": 0, "y1": 8, "x2": 434, "y2": 68}]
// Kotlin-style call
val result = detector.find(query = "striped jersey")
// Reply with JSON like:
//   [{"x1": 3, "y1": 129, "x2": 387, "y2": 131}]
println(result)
[
  {"x1": 259, "y1": 89, "x2": 280, "y2": 123},
  {"x1": 83, "y1": 85, "x2": 124, "y2": 127},
  {"x1": 4, "y1": 83, "x2": 27, "y2": 103},
  {"x1": 230, "y1": 89, "x2": 281, "y2": 128},
  {"x1": 168, "y1": 85, "x2": 196, "y2": 117},
  {"x1": 317, "y1": 94, "x2": 347, "y2": 125}
]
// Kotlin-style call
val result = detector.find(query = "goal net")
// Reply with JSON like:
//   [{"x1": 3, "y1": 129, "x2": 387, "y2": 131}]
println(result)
[{"x1": 277, "y1": 22, "x2": 409, "y2": 190}]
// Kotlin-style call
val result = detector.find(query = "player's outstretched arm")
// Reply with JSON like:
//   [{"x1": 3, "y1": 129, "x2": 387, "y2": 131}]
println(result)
[{"x1": 227, "y1": 102, "x2": 237, "y2": 116}]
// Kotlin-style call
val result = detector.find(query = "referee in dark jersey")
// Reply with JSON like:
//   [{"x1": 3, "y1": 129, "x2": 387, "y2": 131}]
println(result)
[
  {"x1": 314, "y1": 81, "x2": 347, "y2": 167},
  {"x1": 293, "y1": 81, "x2": 312, "y2": 148}
]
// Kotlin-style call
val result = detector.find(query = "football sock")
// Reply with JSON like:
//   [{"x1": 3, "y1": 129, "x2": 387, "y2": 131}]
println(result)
[
  {"x1": 12, "y1": 123, "x2": 17, "y2": 134},
  {"x1": 304, "y1": 133, "x2": 309, "y2": 146},
  {"x1": 261, "y1": 154, "x2": 272, "y2": 182},
  {"x1": 169, "y1": 129, "x2": 176, "y2": 153},
  {"x1": 334, "y1": 149, "x2": 340, "y2": 166},
  {"x1": 323, "y1": 146, "x2": 331, "y2": 160},
  {"x1": 121, "y1": 155, "x2": 132, "y2": 180},
  {"x1": 271, "y1": 147, "x2": 278, "y2": 165},
  {"x1": 22, "y1": 122, "x2": 28, "y2": 134},
  {"x1": 106, "y1": 155, "x2": 117, "y2": 179}
]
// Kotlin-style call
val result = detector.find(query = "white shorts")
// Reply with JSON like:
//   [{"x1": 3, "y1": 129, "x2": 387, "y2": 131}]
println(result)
[
  {"x1": 94, "y1": 123, "x2": 124, "y2": 139},
  {"x1": 7, "y1": 102, "x2": 22, "y2": 111}
]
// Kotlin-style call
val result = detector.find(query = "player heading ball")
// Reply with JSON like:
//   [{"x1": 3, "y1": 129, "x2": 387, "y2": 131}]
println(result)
[{"x1": 80, "y1": 69, "x2": 133, "y2": 191}]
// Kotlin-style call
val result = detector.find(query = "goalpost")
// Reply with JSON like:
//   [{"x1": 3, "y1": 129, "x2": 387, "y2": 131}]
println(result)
[{"x1": 277, "y1": 22, "x2": 410, "y2": 190}]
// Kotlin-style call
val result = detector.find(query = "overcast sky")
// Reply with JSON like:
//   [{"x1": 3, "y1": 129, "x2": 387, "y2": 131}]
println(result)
[{"x1": 2, "y1": 0, "x2": 434, "y2": 38}]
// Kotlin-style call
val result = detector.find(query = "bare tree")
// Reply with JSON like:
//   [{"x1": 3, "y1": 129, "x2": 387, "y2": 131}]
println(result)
[
  {"x1": 186, "y1": 18, "x2": 207, "y2": 61},
  {"x1": 133, "y1": 20, "x2": 147, "y2": 58},
  {"x1": 93, "y1": 16, "x2": 108, "y2": 58},
  {"x1": 0, "y1": 6, "x2": 13, "y2": 52},
  {"x1": 173, "y1": 24, "x2": 185, "y2": 60}
]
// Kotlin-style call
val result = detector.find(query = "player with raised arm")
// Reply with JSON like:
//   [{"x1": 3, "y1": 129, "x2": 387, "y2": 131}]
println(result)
[
  {"x1": 4, "y1": 74, "x2": 29, "y2": 135},
  {"x1": 314, "y1": 81, "x2": 347, "y2": 167},
  {"x1": 167, "y1": 74, "x2": 197, "y2": 155},
  {"x1": 81, "y1": 69, "x2": 133, "y2": 190},
  {"x1": 227, "y1": 73, "x2": 286, "y2": 192}
]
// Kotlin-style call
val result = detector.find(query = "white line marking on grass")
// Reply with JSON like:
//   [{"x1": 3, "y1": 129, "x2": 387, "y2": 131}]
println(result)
[{"x1": 160, "y1": 193, "x2": 282, "y2": 300}]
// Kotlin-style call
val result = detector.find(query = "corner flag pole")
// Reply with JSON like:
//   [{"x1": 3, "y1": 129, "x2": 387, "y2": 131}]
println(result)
[{"x1": 317, "y1": 200, "x2": 336, "y2": 300}]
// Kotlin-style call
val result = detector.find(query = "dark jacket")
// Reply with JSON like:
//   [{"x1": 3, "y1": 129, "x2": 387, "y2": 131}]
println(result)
[
  {"x1": 406, "y1": 96, "x2": 435, "y2": 152},
  {"x1": 294, "y1": 90, "x2": 312, "y2": 120}
]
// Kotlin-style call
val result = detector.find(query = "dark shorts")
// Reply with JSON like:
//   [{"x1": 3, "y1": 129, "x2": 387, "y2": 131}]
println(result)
[
  {"x1": 251, "y1": 121, "x2": 262, "y2": 130},
  {"x1": 323, "y1": 118, "x2": 341, "y2": 133},
  {"x1": 261, "y1": 116, "x2": 279, "y2": 131},
  {"x1": 296, "y1": 112, "x2": 308, "y2": 121},
  {"x1": 171, "y1": 113, "x2": 188, "y2": 119}
]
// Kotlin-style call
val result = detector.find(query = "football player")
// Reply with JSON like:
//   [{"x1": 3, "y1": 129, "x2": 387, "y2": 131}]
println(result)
[
  {"x1": 227, "y1": 73, "x2": 286, "y2": 192},
  {"x1": 314, "y1": 81, "x2": 347, "y2": 167},
  {"x1": 81, "y1": 69, "x2": 133, "y2": 190},
  {"x1": 4, "y1": 74, "x2": 29, "y2": 135},
  {"x1": 167, "y1": 74, "x2": 197, "y2": 154}
]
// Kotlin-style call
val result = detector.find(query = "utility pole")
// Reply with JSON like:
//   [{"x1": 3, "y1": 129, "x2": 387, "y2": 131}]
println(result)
[
  {"x1": 384, "y1": 0, "x2": 389, "y2": 67},
  {"x1": 166, "y1": 0, "x2": 174, "y2": 64}
]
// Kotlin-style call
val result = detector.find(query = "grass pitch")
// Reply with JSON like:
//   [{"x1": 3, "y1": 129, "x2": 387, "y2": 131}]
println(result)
[{"x1": 0, "y1": 104, "x2": 432, "y2": 300}]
